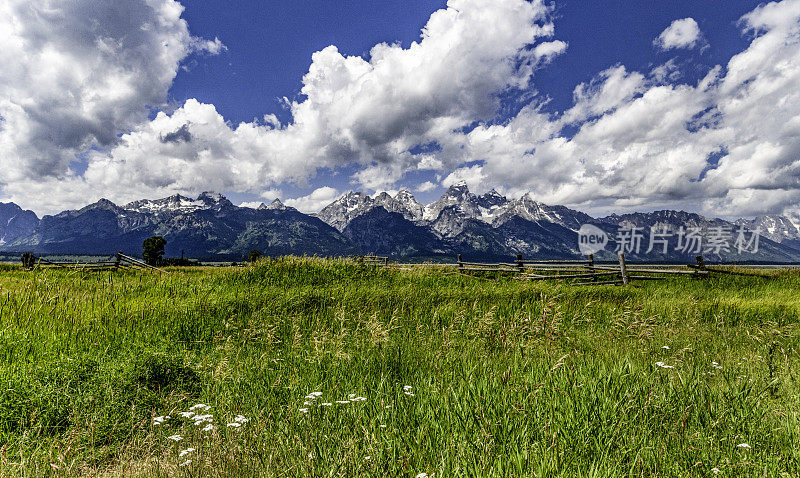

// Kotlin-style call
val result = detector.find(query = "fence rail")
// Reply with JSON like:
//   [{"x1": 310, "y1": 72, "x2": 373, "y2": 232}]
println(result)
[
  {"x1": 20, "y1": 252, "x2": 166, "y2": 273},
  {"x1": 452, "y1": 253, "x2": 716, "y2": 285}
]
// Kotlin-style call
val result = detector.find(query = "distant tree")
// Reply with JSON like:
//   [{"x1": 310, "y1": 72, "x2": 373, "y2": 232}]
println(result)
[
  {"x1": 248, "y1": 249, "x2": 263, "y2": 263},
  {"x1": 142, "y1": 236, "x2": 167, "y2": 266}
]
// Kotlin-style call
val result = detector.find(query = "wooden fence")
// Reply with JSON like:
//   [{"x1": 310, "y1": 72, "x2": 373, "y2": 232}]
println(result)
[
  {"x1": 454, "y1": 253, "x2": 709, "y2": 285},
  {"x1": 355, "y1": 254, "x2": 389, "y2": 266},
  {"x1": 21, "y1": 252, "x2": 166, "y2": 273}
]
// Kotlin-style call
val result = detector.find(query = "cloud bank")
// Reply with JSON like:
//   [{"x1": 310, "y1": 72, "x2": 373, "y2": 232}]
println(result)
[{"x1": 2, "y1": 0, "x2": 800, "y2": 219}]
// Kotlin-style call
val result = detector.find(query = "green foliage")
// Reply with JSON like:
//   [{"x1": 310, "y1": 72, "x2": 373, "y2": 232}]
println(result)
[
  {"x1": 248, "y1": 249, "x2": 262, "y2": 263},
  {"x1": 142, "y1": 235, "x2": 167, "y2": 266},
  {"x1": 0, "y1": 258, "x2": 798, "y2": 476}
]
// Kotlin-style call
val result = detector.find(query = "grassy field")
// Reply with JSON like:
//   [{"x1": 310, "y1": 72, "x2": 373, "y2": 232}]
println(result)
[{"x1": 0, "y1": 258, "x2": 798, "y2": 477}]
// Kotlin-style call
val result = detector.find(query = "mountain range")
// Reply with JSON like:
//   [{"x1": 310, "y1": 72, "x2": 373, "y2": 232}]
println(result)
[{"x1": 1, "y1": 184, "x2": 799, "y2": 262}]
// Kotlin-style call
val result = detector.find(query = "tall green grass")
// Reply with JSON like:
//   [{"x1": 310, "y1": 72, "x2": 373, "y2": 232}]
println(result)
[{"x1": 0, "y1": 257, "x2": 798, "y2": 476}]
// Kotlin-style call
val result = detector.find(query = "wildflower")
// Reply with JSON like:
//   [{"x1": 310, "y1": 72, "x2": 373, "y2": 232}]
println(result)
[
  {"x1": 404, "y1": 391, "x2": 415, "y2": 397},
  {"x1": 364, "y1": 456, "x2": 371, "y2": 461},
  {"x1": 737, "y1": 443, "x2": 751, "y2": 449},
  {"x1": 711, "y1": 361, "x2": 723, "y2": 370},
  {"x1": 305, "y1": 392, "x2": 323, "y2": 399},
  {"x1": 153, "y1": 415, "x2": 170, "y2": 426},
  {"x1": 189, "y1": 404, "x2": 211, "y2": 411},
  {"x1": 303, "y1": 401, "x2": 313, "y2": 406},
  {"x1": 662, "y1": 346, "x2": 670, "y2": 349},
  {"x1": 416, "y1": 473, "x2": 429, "y2": 478},
  {"x1": 179, "y1": 448, "x2": 195, "y2": 458},
  {"x1": 308, "y1": 452, "x2": 314, "y2": 459},
  {"x1": 178, "y1": 411, "x2": 195, "y2": 419},
  {"x1": 201, "y1": 424, "x2": 214, "y2": 432},
  {"x1": 403, "y1": 385, "x2": 413, "y2": 391},
  {"x1": 348, "y1": 394, "x2": 356, "y2": 399},
  {"x1": 654, "y1": 362, "x2": 674, "y2": 369},
  {"x1": 336, "y1": 400, "x2": 350, "y2": 404},
  {"x1": 380, "y1": 424, "x2": 387, "y2": 428},
  {"x1": 299, "y1": 408, "x2": 309, "y2": 413},
  {"x1": 350, "y1": 396, "x2": 367, "y2": 402},
  {"x1": 385, "y1": 405, "x2": 392, "y2": 409},
  {"x1": 234, "y1": 415, "x2": 249, "y2": 423},
  {"x1": 227, "y1": 422, "x2": 242, "y2": 428},
  {"x1": 193, "y1": 414, "x2": 213, "y2": 425},
  {"x1": 179, "y1": 460, "x2": 191, "y2": 467},
  {"x1": 320, "y1": 402, "x2": 332, "y2": 407},
  {"x1": 167, "y1": 434, "x2": 183, "y2": 441},
  {"x1": 711, "y1": 467, "x2": 721, "y2": 475}
]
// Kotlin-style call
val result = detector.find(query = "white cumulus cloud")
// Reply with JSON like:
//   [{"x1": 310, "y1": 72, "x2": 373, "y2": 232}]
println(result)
[
  {"x1": 284, "y1": 187, "x2": 341, "y2": 213},
  {"x1": 654, "y1": 18, "x2": 703, "y2": 51},
  {"x1": 0, "y1": 0, "x2": 224, "y2": 189}
]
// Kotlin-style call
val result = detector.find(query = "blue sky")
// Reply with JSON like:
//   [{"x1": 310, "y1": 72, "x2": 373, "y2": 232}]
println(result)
[
  {"x1": 173, "y1": 0, "x2": 756, "y2": 123},
  {"x1": 2, "y1": 0, "x2": 799, "y2": 218},
  {"x1": 169, "y1": 0, "x2": 763, "y2": 209}
]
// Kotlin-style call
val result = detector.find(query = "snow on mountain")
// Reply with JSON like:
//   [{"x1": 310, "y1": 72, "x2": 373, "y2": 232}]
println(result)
[
  {"x1": 316, "y1": 192, "x2": 374, "y2": 232},
  {"x1": 376, "y1": 189, "x2": 424, "y2": 221},
  {"x1": 317, "y1": 190, "x2": 424, "y2": 232},
  {"x1": 259, "y1": 199, "x2": 293, "y2": 211},
  {"x1": 422, "y1": 182, "x2": 481, "y2": 221},
  {"x1": 490, "y1": 193, "x2": 592, "y2": 231},
  {"x1": 735, "y1": 215, "x2": 800, "y2": 242},
  {"x1": 124, "y1": 192, "x2": 235, "y2": 214}
]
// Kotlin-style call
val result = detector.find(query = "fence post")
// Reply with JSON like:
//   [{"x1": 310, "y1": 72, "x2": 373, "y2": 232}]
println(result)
[
  {"x1": 694, "y1": 255, "x2": 706, "y2": 278},
  {"x1": 457, "y1": 254, "x2": 463, "y2": 270},
  {"x1": 588, "y1": 253, "x2": 596, "y2": 282},
  {"x1": 516, "y1": 254, "x2": 524, "y2": 274},
  {"x1": 21, "y1": 253, "x2": 35, "y2": 270},
  {"x1": 618, "y1": 253, "x2": 630, "y2": 285},
  {"x1": 695, "y1": 255, "x2": 705, "y2": 270},
  {"x1": 115, "y1": 251, "x2": 122, "y2": 271}
]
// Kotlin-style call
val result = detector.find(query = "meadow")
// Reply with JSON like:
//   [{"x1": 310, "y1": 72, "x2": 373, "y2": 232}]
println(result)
[{"x1": 0, "y1": 257, "x2": 798, "y2": 477}]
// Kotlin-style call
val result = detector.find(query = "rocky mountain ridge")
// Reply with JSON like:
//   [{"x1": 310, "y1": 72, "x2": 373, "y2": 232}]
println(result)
[{"x1": 1, "y1": 185, "x2": 799, "y2": 262}]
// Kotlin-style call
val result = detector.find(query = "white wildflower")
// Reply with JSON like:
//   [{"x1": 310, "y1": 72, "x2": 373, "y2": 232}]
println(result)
[
  {"x1": 189, "y1": 404, "x2": 211, "y2": 411},
  {"x1": 178, "y1": 411, "x2": 195, "y2": 419},
  {"x1": 348, "y1": 394, "x2": 356, "y2": 399},
  {"x1": 153, "y1": 416, "x2": 169, "y2": 425},
  {"x1": 662, "y1": 346, "x2": 670, "y2": 349},
  {"x1": 350, "y1": 396, "x2": 366, "y2": 402},
  {"x1": 234, "y1": 415, "x2": 249, "y2": 423},
  {"x1": 193, "y1": 414, "x2": 214, "y2": 425},
  {"x1": 364, "y1": 456, "x2": 371, "y2": 461},
  {"x1": 380, "y1": 424, "x2": 387, "y2": 428},
  {"x1": 711, "y1": 467, "x2": 721, "y2": 475},
  {"x1": 384, "y1": 405, "x2": 392, "y2": 409},
  {"x1": 299, "y1": 408, "x2": 309, "y2": 413},
  {"x1": 737, "y1": 443, "x2": 751, "y2": 449},
  {"x1": 404, "y1": 391, "x2": 415, "y2": 397},
  {"x1": 179, "y1": 460, "x2": 191, "y2": 467},
  {"x1": 227, "y1": 422, "x2": 242, "y2": 428},
  {"x1": 167, "y1": 434, "x2": 182, "y2": 442},
  {"x1": 403, "y1": 385, "x2": 413, "y2": 391},
  {"x1": 303, "y1": 401, "x2": 313, "y2": 406},
  {"x1": 320, "y1": 402, "x2": 332, "y2": 407},
  {"x1": 416, "y1": 473, "x2": 429, "y2": 478},
  {"x1": 654, "y1": 362, "x2": 674, "y2": 369},
  {"x1": 336, "y1": 400, "x2": 350, "y2": 404},
  {"x1": 201, "y1": 424, "x2": 214, "y2": 432},
  {"x1": 179, "y1": 448, "x2": 195, "y2": 458}
]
